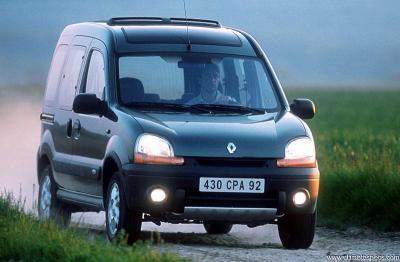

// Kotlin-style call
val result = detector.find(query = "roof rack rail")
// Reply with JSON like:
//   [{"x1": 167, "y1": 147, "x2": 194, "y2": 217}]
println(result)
[{"x1": 107, "y1": 17, "x2": 221, "y2": 28}]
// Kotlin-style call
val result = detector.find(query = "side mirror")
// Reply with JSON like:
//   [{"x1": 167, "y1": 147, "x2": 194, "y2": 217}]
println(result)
[
  {"x1": 290, "y1": 98, "x2": 315, "y2": 119},
  {"x1": 73, "y1": 94, "x2": 107, "y2": 116}
]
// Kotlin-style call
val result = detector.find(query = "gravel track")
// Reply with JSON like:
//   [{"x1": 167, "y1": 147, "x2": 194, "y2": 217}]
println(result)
[{"x1": 73, "y1": 212, "x2": 400, "y2": 262}]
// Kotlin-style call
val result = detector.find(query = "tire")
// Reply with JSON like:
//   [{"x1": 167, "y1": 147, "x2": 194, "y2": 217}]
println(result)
[
  {"x1": 38, "y1": 166, "x2": 71, "y2": 226},
  {"x1": 105, "y1": 173, "x2": 142, "y2": 245},
  {"x1": 278, "y1": 211, "x2": 316, "y2": 249},
  {"x1": 204, "y1": 222, "x2": 233, "y2": 234}
]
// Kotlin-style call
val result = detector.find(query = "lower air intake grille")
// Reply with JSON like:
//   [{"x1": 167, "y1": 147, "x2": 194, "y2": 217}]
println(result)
[{"x1": 195, "y1": 158, "x2": 268, "y2": 168}]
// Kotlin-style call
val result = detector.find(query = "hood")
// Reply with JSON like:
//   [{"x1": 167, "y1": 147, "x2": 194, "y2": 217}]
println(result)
[{"x1": 121, "y1": 108, "x2": 306, "y2": 158}]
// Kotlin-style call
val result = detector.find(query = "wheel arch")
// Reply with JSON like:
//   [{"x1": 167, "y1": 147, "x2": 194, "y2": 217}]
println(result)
[
  {"x1": 102, "y1": 135, "x2": 132, "y2": 206},
  {"x1": 37, "y1": 129, "x2": 56, "y2": 181},
  {"x1": 37, "y1": 143, "x2": 54, "y2": 183},
  {"x1": 102, "y1": 152, "x2": 122, "y2": 207}
]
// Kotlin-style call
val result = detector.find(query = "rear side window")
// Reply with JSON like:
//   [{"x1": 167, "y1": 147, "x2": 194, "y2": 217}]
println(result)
[
  {"x1": 44, "y1": 45, "x2": 68, "y2": 106},
  {"x1": 83, "y1": 50, "x2": 105, "y2": 99},
  {"x1": 58, "y1": 45, "x2": 86, "y2": 109}
]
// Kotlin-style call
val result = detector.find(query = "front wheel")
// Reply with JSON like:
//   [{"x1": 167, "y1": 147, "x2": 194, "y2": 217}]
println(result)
[
  {"x1": 278, "y1": 211, "x2": 316, "y2": 249},
  {"x1": 106, "y1": 173, "x2": 142, "y2": 245},
  {"x1": 204, "y1": 222, "x2": 233, "y2": 234},
  {"x1": 38, "y1": 166, "x2": 71, "y2": 226}
]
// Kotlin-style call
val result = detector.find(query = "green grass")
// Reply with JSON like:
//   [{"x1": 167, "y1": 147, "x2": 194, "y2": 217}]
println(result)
[
  {"x1": 0, "y1": 194, "x2": 185, "y2": 262},
  {"x1": 285, "y1": 89, "x2": 400, "y2": 231}
]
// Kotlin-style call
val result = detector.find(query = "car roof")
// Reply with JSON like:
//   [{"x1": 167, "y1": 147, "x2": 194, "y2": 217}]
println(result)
[{"x1": 61, "y1": 17, "x2": 257, "y2": 56}]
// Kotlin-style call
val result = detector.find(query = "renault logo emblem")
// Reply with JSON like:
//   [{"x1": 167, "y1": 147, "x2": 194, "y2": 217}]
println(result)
[{"x1": 227, "y1": 142, "x2": 237, "y2": 154}]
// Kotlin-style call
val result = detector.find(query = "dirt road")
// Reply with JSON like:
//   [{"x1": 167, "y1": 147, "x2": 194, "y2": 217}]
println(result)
[
  {"x1": 74, "y1": 212, "x2": 400, "y2": 262},
  {"x1": 1, "y1": 91, "x2": 399, "y2": 261},
  {"x1": 153, "y1": 224, "x2": 400, "y2": 262}
]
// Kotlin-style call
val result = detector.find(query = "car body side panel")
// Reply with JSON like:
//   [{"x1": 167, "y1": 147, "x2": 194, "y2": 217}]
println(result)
[
  {"x1": 47, "y1": 34, "x2": 92, "y2": 191},
  {"x1": 69, "y1": 39, "x2": 110, "y2": 196}
]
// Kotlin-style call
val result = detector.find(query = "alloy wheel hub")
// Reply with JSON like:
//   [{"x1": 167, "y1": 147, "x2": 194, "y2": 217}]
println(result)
[
  {"x1": 107, "y1": 183, "x2": 120, "y2": 236},
  {"x1": 40, "y1": 176, "x2": 52, "y2": 219}
]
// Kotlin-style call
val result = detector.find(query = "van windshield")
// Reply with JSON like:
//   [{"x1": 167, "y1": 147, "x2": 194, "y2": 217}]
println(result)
[{"x1": 118, "y1": 54, "x2": 281, "y2": 112}]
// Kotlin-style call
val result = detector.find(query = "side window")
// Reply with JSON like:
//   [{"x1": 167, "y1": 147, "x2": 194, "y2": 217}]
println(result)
[
  {"x1": 84, "y1": 50, "x2": 105, "y2": 99},
  {"x1": 58, "y1": 45, "x2": 86, "y2": 108},
  {"x1": 44, "y1": 45, "x2": 68, "y2": 106}
]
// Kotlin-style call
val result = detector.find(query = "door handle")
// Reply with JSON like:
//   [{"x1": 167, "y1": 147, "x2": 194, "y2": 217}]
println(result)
[
  {"x1": 66, "y1": 119, "x2": 72, "y2": 137},
  {"x1": 72, "y1": 119, "x2": 81, "y2": 140},
  {"x1": 40, "y1": 113, "x2": 54, "y2": 123}
]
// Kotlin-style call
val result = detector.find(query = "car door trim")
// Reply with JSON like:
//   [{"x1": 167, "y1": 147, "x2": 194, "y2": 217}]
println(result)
[{"x1": 57, "y1": 188, "x2": 104, "y2": 211}]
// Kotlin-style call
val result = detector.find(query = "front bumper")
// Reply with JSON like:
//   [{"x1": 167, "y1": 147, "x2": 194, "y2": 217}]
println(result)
[{"x1": 121, "y1": 158, "x2": 319, "y2": 223}]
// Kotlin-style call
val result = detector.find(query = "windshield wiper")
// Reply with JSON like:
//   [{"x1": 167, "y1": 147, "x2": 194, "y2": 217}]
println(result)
[
  {"x1": 124, "y1": 102, "x2": 210, "y2": 113},
  {"x1": 190, "y1": 104, "x2": 266, "y2": 115},
  {"x1": 124, "y1": 102, "x2": 265, "y2": 115},
  {"x1": 124, "y1": 102, "x2": 189, "y2": 112}
]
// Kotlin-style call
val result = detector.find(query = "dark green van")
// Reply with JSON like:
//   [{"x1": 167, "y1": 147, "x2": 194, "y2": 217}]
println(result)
[{"x1": 37, "y1": 17, "x2": 319, "y2": 249}]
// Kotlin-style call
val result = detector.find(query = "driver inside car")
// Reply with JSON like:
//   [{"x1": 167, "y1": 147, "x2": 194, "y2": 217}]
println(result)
[{"x1": 187, "y1": 63, "x2": 237, "y2": 105}]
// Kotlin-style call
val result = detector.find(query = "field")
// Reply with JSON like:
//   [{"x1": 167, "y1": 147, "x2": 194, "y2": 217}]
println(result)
[{"x1": 285, "y1": 89, "x2": 400, "y2": 230}]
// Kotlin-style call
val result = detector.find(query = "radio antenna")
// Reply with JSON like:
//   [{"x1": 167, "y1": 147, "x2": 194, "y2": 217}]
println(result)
[{"x1": 182, "y1": 0, "x2": 191, "y2": 51}]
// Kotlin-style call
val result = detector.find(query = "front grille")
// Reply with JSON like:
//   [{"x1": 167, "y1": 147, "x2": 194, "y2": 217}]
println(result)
[
  {"x1": 195, "y1": 157, "x2": 268, "y2": 168},
  {"x1": 185, "y1": 191, "x2": 278, "y2": 208}
]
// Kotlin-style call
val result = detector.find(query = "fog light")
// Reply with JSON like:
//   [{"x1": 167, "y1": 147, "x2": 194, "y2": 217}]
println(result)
[
  {"x1": 150, "y1": 188, "x2": 167, "y2": 203},
  {"x1": 293, "y1": 190, "x2": 309, "y2": 207}
]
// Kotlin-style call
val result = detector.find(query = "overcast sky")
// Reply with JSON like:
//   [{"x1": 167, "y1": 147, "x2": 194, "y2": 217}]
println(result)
[{"x1": 0, "y1": 0, "x2": 399, "y2": 88}]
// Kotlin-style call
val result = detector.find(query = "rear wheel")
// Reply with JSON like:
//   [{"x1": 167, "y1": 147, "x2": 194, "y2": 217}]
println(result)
[
  {"x1": 38, "y1": 166, "x2": 71, "y2": 226},
  {"x1": 105, "y1": 173, "x2": 142, "y2": 245},
  {"x1": 278, "y1": 211, "x2": 316, "y2": 249},
  {"x1": 204, "y1": 222, "x2": 233, "y2": 234}
]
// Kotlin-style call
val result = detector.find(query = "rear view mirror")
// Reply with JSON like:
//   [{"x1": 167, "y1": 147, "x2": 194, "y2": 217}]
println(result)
[
  {"x1": 290, "y1": 98, "x2": 315, "y2": 119},
  {"x1": 73, "y1": 94, "x2": 107, "y2": 116}
]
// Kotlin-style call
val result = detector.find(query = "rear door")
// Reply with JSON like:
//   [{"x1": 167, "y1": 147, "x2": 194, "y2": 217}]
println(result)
[
  {"x1": 51, "y1": 36, "x2": 91, "y2": 190},
  {"x1": 70, "y1": 39, "x2": 110, "y2": 196}
]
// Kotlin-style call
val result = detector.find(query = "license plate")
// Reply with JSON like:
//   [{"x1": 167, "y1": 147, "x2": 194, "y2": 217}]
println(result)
[{"x1": 199, "y1": 177, "x2": 265, "y2": 193}]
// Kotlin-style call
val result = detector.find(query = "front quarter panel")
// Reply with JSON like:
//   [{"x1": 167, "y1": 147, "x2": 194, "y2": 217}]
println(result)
[
  {"x1": 103, "y1": 107, "x2": 144, "y2": 167},
  {"x1": 275, "y1": 111, "x2": 308, "y2": 150}
]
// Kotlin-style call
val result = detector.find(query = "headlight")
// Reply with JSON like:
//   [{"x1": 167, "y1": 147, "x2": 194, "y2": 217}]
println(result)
[
  {"x1": 134, "y1": 134, "x2": 184, "y2": 165},
  {"x1": 277, "y1": 137, "x2": 316, "y2": 168}
]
